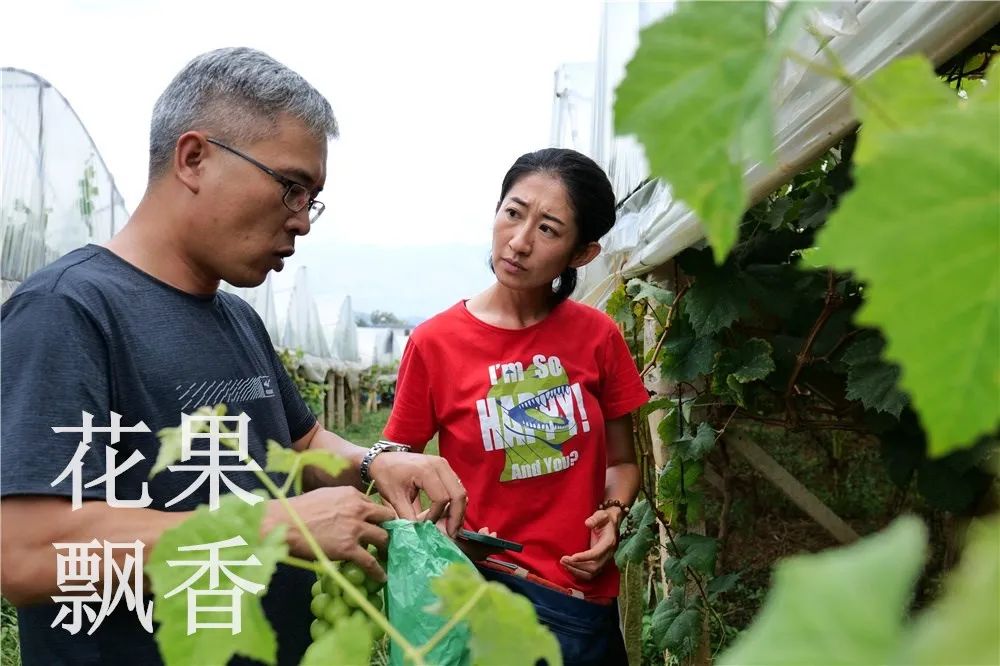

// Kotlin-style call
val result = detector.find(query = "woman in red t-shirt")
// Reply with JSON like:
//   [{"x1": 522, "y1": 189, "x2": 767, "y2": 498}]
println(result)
[{"x1": 384, "y1": 148, "x2": 648, "y2": 665}]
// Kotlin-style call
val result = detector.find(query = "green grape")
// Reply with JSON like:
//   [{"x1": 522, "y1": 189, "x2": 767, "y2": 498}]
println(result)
[
  {"x1": 364, "y1": 575, "x2": 384, "y2": 594},
  {"x1": 310, "y1": 618, "x2": 330, "y2": 642},
  {"x1": 309, "y1": 560, "x2": 389, "y2": 647},
  {"x1": 343, "y1": 588, "x2": 362, "y2": 610},
  {"x1": 342, "y1": 562, "x2": 367, "y2": 588},
  {"x1": 370, "y1": 620, "x2": 385, "y2": 641},
  {"x1": 309, "y1": 593, "x2": 331, "y2": 619},
  {"x1": 323, "y1": 596, "x2": 350, "y2": 625}
]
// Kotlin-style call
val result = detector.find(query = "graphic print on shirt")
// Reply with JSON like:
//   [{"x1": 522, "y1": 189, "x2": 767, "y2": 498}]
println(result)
[
  {"x1": 175, "y1": 376, "x2": 276, "y2": 411},
  {"x1": 476, "y1": 354, "x2": 590, "y2": 482}
]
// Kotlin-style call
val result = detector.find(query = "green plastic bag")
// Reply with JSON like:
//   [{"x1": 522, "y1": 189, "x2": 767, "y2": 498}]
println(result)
[{"x1": 385, "y1": 519, "x2": 475, "y2": 666}]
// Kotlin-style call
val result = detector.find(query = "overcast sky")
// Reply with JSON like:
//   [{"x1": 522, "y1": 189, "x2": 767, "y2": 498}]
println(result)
[{"x1": 2, "y1": 0, "x2": 605, "y2": 323}]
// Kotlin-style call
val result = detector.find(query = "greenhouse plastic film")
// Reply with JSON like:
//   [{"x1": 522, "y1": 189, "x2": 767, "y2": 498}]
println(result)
[{"x1": 558, "y1": 1, "x2": 1000, "y2": 301}]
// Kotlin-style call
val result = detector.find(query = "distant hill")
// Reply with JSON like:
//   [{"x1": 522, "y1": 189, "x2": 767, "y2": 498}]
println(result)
[{"x1": 354, "y1": 312, "x2": 424, "y2": 328}]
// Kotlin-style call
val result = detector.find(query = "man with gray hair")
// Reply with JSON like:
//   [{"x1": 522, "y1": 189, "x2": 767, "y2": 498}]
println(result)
[{"x1": 1, "y1": 47, "x2": 466, "y2": 665}]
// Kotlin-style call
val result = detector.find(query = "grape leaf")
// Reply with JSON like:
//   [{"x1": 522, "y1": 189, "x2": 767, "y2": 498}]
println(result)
[
  {"x1": 712, "y1": 339, "x2": 775, "y2": 404},
  {"x1": 812, "y1": 56, "x2": 1000, "y2": 455},
  {"x1": 676, "y1": 533, "x2": 718, "y2": 576},
  {"x1": 615, "y1": 1, "x2": 806, "y2": 261},
  {"x1": 626, "y1": 277, "x2": 674, "y2": 305},
  {"x1": 706, "y1": 572, "x2": 740, "y2": 601},
  {"x1": 430, "y1": 564, "x2": 562, "y2": 666},
  {"x1": 151, "y1": 425, "x2": 185, "y2": 479},
  {"x1": 838, "y1": 334, "x2": 908, "y2": 417},
  {"x1": 657, "y1": 459, "x2": 704, "y2": 523},
  {"x1": 146, "y1": 494, "x2": 287, "y2": 666},
  {"x1": 657, "y1": 459, "x2": 703, "y2": 503},
  {"x1": 150, "y1": 405, "x2": 225, "y2": 478},
  {"x1": 640, "y1": 396, "x2": 674, "y2": 420},
  {"x1": 265, "y1": 440, "x2": 348, "y2": 482},
  {"x1": 897, "y1": 515, "x2": 1000, "y2": 665},
  {"x1": 852, "y1": 57, "x2": 955, "y2": 165},
  {"x1": 650, "y1": 587, "x2": 683, "y2": 651},
  {"x1": 616, "y1": 500, "x2": 657, "y2": 568},
  {"x1": 674, "y1": 422, "x2": 716, "y2": 462},
  {"x1": 661, "y1": 313, "x2": 721, "y2": 382},
  {"x1": 719, "y1": 516, "x2": 927, "y2": 665},
  {"x1": 651, "y1": 588, "x2": 701, "y2": 658},
  {"x1": 915, "y1": 451, "x2": 993, "y2": 514},
  {"x1": 765, "y1": 196, "x2": 793, "y2": 230},
  {"x1": 657, "y1": 406, "x2": 684, "y2": 449},
  {"x1": 878, "y1": 411, "x2": 925, "y2": 488},
  {"x1": 300, "y1": 612, "x2": 372, "y2": 666},
  {"x1": 684, "y1": 266, "x2": 751, "y2": 336},
  {"x1": 663, "y1": 608, "x2": 702, "y2": 659},
  {"x1": 798, "y1": 189, "x2": 833, "y2": 230},
  {"x1": 605, "y1": 283, "x2": 636, "y2": 332},
  {"x1": 663, "y1": 556, "x2": 687, "y2": 585}
]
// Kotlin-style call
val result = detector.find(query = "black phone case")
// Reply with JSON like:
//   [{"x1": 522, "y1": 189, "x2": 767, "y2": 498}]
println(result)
[{"x1": 457, "y1": 529, "x2": 524, "y2": 552}]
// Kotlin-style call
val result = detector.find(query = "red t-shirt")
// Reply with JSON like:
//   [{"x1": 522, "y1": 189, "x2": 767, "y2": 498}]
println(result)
[{"x1": 383, "y1": 300, "x2": 648, "y2": 598}]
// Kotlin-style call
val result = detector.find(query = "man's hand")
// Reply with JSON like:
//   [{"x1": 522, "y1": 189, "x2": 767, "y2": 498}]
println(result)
[
  {"x1": 559, "y1": 508, "x2": 622, "y2": 581},
  {"x1": 368, "y1": 452, "x2": 467, "y2": 537},
  {"x1": 275, "y1": 487, "x2": 396, "y2": 582}
]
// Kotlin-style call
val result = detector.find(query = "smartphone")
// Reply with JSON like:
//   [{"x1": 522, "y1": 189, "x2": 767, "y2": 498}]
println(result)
[{"x1": 457, "y1": 529, "x2": 524, "y2": 552}]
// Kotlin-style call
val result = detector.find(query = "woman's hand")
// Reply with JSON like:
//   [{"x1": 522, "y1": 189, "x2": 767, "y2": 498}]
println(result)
[
  {"x1": 455, "y1": 526, "x2": 505, "y2": 562},
  {"x1": 559, "y1": 507, "x2": 622, "y2": 581},
  {"x1": 424, "y1": 514, "x2": 503, "y2": 562},
  {"x1": 369, "y1": 452, "x2": 467, "y2": 537}
]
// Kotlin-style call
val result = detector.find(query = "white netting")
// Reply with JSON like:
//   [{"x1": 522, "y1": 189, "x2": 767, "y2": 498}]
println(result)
[
  {"x1": 356, "y1": 327, "x2": 409, "y2": 368},
  {"x1": 220, "y1": 273, "x2": 281, "y2": 344},
  {"x1": 1, "y1": 68, "x2": 128, "y2": 297},
  {"x1": 282, "y1": 266, "x2": 332, "y2": 360},
  {"x1": 331, "y1": 295, "x2": 360, "y2": 362},
  {"x1": 550, "y1": 63, "x2": 596, "y2": 154}
]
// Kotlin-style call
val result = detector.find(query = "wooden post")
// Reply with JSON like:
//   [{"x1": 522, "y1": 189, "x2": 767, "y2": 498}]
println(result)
[
  {"x1": 642, "y1": 264, "x2": 684, "y2": 587},
  {"x1": 342, "y1": 381, "x2": 352, "y2": 426},
  {"x1": 642, "y1": 264, "x2": 713, "y2": 666},
  {"x1": 334, "y1": 374, "x2": 346, "y2": 431},
  {"x1": 324, "y1": 371, "x2": 337, "y2": 432},
  {"x1": 640, "y1": 266, "x2": 685, "y2": 666},
  {"x1": 348, "y1": 375, "x2": 361, "y2": 425},
  {"x1": 643, "y1": 309, "x2": 674, "y2": 593},
  {"x1": 724, "y1": 431, "x2": 860, "y2": 544}
]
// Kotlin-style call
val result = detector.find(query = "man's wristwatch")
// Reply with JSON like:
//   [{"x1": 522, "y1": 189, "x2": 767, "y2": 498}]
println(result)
[{"x1": 360, "y1": 440, "x2": 411, "y2": 487}]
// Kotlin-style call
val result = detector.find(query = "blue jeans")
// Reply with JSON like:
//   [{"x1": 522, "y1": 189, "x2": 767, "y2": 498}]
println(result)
[{"x1": 477, "y1": 567, "x2": 628, "y2": 666}]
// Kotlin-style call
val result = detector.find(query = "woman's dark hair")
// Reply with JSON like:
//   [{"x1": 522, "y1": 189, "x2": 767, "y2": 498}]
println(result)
[{"x1": 497, "y1": 148, "x2": 616, "y2": 303}]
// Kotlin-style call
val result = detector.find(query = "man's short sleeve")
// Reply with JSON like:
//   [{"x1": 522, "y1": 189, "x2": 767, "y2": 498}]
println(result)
[
  {"x1": 272, "y1": 347, "x2": 317, "y2": 443},
  {"x1": 1, "y1": 292, "x2": 113, "y2": 499}
]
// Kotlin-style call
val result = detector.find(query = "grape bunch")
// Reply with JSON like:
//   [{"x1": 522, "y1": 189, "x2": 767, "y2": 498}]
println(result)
[{"x1": 309, "y1": 554, "x2": 387, "y2": 642}]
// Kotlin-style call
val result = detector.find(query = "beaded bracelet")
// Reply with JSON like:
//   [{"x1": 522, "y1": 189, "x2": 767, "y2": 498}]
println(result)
[{"x1": 598, "y1": 499, "x2": 630, "y2": 515}]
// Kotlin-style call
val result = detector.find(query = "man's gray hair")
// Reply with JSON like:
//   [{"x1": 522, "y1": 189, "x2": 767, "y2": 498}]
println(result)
[{"x1": 148, "y1": 47, "x2": 338, "y2": 179}]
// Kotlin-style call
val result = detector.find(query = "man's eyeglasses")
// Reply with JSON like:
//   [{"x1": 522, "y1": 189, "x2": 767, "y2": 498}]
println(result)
[{"x1": 206, "y1": 138, "x2": 325, "y2": 224}]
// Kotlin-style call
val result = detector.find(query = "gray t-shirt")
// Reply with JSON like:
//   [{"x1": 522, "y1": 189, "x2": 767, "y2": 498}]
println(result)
[{"x1": 1, "y1": 245, "x2": 317, "y2": 665}]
